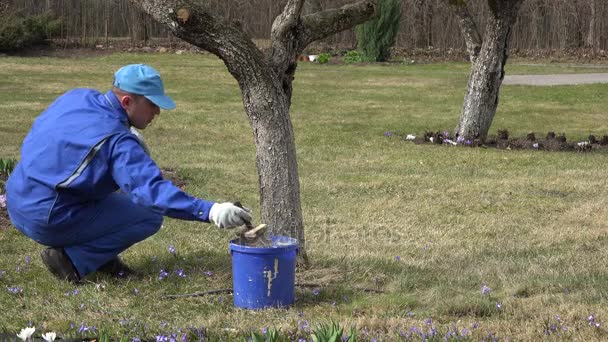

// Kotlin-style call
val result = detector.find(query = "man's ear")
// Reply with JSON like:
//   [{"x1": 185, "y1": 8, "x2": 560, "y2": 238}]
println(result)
[{"x1": 119, "y1": 95, "x2": 133, "y2": 109}]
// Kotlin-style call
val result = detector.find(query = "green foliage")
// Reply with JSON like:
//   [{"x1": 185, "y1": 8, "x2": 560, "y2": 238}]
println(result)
[
  {"x1": 355, "y1": 0, "x2": 401, "y2": 62},
  {"x1": 343, "y1": 50, "x2": 364, "y2": 64},
  {"x1": 0, "y1": 158, "x2": 16, "y2": 194},
  {"x1": 250, "y1": 327, "x2": 288, "y2": 342},
  {"x1": 311, "y1": 322, "x2": 356, "y2": 342},
  {"x1": 0, "y1": 158, "x2": 16, "y2": 177},
  {"x1": 317, "y1": 53, "x2": 331, "y2": 64},
  {"x1": 0, "y1": 10, "x2": 60, "y2": 51}
]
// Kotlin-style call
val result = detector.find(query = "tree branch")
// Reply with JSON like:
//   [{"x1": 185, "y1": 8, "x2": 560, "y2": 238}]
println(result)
[
  {"x1": 448, "y1": 1, "x2": 482, "y2": 63},
  {"x1": 129, "y1": 0, "x2": 269, "y2": 83},
  {"x1": 300, "y1": 0, "x2": 378, "y2": 48},
  {"x1": 270, "y1": 0, "x2": 306, "y2": 71}
]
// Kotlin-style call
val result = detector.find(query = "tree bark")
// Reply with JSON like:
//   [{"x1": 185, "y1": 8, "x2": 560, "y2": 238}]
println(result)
[
  {"x1": 128, "y1": 0, "x2": 378, "y2": 265},
  {"x1": 454, "y1": 0, "x2": 524, "y2": 141}
]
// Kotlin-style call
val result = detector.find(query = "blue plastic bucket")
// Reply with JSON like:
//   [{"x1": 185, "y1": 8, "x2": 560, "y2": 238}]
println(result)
[{"x1": 229, "y1": 235, "x2": 298, "y2": 309}]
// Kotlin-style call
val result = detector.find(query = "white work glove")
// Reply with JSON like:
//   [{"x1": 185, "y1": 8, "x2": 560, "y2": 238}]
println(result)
[{"x1": 209, "y1": 202, "x2": 252, "y2": 229}]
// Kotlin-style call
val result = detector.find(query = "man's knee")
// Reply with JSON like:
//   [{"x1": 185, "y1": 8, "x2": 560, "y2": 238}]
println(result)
[{"x1": 142, "y1": 213, "x2": 163, "y2": 237}]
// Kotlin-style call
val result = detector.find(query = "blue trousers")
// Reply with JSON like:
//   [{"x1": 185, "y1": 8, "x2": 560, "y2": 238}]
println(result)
[{"x1": 9, "y1": 193, "x2": 163, "y2": 277}]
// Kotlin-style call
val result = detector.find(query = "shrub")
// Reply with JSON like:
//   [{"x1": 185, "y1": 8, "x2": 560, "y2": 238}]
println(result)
[
  {"x1": 355, "y1": 0, "x2": 401, "y2": 62},
  {"x1": 0, "y1": 10, "x2": 60, "y2": 51},
  {"x1": 317, "y1": 53, "x2": 331, "y2": 64},
  {"x1": 343, "y1": 50, "x2": 364, "y2": 64}
]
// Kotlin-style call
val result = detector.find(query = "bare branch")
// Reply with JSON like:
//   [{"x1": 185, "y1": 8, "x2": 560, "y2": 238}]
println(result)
[{"x1": 300, "y1": 0, "x2": 378, "y2": 48}]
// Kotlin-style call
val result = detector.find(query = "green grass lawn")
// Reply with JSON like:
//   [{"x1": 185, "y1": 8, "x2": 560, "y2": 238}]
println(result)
[{"x1": 1, "y1": 53, "x2": 608, "y2": 341}]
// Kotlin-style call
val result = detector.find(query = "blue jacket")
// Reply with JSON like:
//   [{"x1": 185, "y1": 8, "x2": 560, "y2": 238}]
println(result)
[{"x1": 7, "y1": 89, "x2": 214, "y2": 231}]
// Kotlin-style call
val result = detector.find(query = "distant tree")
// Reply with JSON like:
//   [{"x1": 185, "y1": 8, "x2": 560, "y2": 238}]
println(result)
[
  {"x1": 356, "y1": 0, "x2": 401, "y2": 61},
  {"x1": 128, "y1": 0, "x2": 379, "y2": 265}
]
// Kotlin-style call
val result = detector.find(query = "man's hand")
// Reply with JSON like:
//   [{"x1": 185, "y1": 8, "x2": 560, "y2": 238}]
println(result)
[{"x1": 209, "y1": 202, "x2": 252, "y2": 229}]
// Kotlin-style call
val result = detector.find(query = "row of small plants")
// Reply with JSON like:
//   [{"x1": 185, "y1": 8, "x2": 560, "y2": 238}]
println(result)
[
  {"x1": 12, "y1": 320, "x2": 481, "y2": 342},
  {"x1": 385, "y1": 129, "x2": 608, "y2": 152}
]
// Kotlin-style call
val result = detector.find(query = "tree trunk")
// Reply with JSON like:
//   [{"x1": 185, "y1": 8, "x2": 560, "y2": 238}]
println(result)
[
  {"x1": 130, "y1": 6, "x2": 148, "y2": 43},
  {"x1": 81, "y1": 0, "x2": 87, "y2": 46},
  {"x1": 586, "y1": 0, "x2": 599, "y2": 50},
  {"x1": 105, "y1": 0, "x2": 110, "y2": 46},
  {"x1": 128, "y1": 0, "x2": 378, "y2": 266},
  {"x1": 454, "y1": 0, "x2": 524, "y2": 140},
  {"x1": 413, "y1": 0, "x2": 426, "y2": 48}
]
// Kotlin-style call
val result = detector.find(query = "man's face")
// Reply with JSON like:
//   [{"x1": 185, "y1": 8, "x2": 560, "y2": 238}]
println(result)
[{"x1": 121, "y1": 95, "x2": 160, "y2": 129}]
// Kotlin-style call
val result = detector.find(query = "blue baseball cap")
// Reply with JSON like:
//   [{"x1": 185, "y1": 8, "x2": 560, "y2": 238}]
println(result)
[{"x1": 113, "y1": 64, "x2": 176, "y2": 110}]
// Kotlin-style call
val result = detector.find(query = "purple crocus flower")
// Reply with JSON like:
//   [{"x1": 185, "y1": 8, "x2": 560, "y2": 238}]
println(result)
[
  {"x1": 203, "y1": 271, "x2": 213, "y2": 276},
  {"x1": 410, "y1": 327, "x2": 422, "y2": 335},
  {"x1": 456, "y1": 136, "x2": 465, "y2": 143},
  {"x1": 78, "y1": 321, "x2": 90, "y2": 334},
  {"x1": 25, "y1": 256, "x2": 30, "y2": 264},
  {"x1": 0, "y1": 194, "x2": 6, "y2": 208},
  {"x1": 7, "y1": 286, "x2": 23, "y2": 294},
  {"x1": 496, "y1": 302, "x2": 502, "y2": 309},
  {"x1": 465, "y1": 140, "x2": 472, "y2": 146},
  {"x1": 312, "y1": 289, "x2": 320, "y2": 296},
  {"x1": 394, "y1": 255, "x2": 401, "y2": 261},
  {"x1": 158, "y1": 269, "x2": 169, "y2": 280},
  {"x1": 385, "y1": 131, "x2": 391, "y2": 137},
  {"x1": 168, "y1": 245, "x2": 176, "y2": 255},
  {"x1": 482, "y1": 285, "x2": 492, "y2": 296},
  {"x1": 425, "y1": 318, "x2": 432, "y2": 325},
  {"x1": 175, "y1": 269, "x2": 187, "y2": 278}
]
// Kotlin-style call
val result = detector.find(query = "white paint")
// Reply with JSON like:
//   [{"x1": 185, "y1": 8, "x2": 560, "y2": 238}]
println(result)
[{"x1": 263, "y1": 258, "x2": 279, "y2": 297}]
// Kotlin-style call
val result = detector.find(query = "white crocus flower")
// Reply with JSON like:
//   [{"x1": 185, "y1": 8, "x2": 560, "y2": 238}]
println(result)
[
  {"x1": 16, "y1": 327, "x2": 35, "y2": 341},
  {"x1": 42, "y1": 332, "x2": 57, "y2": 341},
  {"x1": 406, "y1": 134, "x2": 416, "y2": 141}
]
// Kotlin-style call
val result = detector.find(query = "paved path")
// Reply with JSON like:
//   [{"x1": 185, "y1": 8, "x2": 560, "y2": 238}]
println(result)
[{"x1": 503, "y1": 73, "x2": 608, "y2": 86}]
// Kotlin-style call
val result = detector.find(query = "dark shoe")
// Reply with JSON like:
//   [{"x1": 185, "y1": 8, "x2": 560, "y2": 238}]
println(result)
[
  {"x1": 40, "y1": 247, "x2": 80, "y2": 283},
  {"x1": 98, "y1": 257, "x2": 137, "y2": 278}
]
